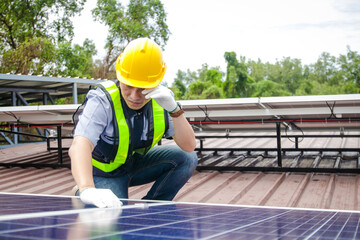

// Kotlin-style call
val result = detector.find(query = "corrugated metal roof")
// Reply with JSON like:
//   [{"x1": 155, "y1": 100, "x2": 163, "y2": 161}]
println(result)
[
  {"x1": 0, "y1": 73, "x2": 104, "y2": 106},
  {"x1": 0, "y1": 133, "x2": 359, "y2": 211},
  {"x1": 1, "y1": 76, "x2": 359, "y2": 212}
]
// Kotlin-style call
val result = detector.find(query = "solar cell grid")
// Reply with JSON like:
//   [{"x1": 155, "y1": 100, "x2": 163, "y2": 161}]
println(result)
[
  {"x1": 0, "y1": 192, "x2": 360, "y2": 240},
  {"x1": 0, "y1": 193, "x2": 79, "y2": 215}
]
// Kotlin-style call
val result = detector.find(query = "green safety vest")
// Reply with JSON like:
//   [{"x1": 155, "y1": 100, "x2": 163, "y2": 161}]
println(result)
[{"x1": 92, "y1": 80, "x2": 166, "y2": 172}]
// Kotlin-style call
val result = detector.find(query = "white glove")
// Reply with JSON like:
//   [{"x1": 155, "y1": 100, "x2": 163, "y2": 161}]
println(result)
[
  {"x1": 142, "y1": 85, "x2": 178, "y2": 112},
  {"x1": 77, "y1": 208, "x2": 122, "y2": 228},
  {"x1": 80, "y1": 188, "x2": 123, "y2": 208}
]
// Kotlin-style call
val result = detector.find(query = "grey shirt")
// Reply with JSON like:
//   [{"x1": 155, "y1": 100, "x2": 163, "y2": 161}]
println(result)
[{"x1": 74, "y1": 87, "x2": 175, "y2": 148}]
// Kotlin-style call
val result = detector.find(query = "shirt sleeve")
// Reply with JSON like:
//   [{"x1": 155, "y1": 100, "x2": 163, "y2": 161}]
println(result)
[
  {"x1": 164, "y1": 113, "x2": 175, "y2": 139},
  {"x1": 74, "y1": 88, "x2": 113, "y2": 147}
]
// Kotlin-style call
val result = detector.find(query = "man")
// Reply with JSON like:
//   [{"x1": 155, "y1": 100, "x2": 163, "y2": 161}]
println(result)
[{"x1": 69, "y1": 38, "x2": 198, "y2": 208}]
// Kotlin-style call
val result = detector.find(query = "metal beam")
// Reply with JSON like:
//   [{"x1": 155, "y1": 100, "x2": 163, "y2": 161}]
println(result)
[
  {"x1": 0, "y1": 87, "x2": 57, "y2": 93},
  {"x1": 11, "y1": 91, "x2": 16, "y2": 106},
  {"x1": 0, "y1": 129, "x2": 47, "y2": 139},
  {"x1": 196, "y1": 166, "x2": 360, "y2": 173},
  {"x1": 15, "y1": 92, "x2": 29, "y2": 106},
  {"x1": 184, "y1": 106, "x2": 360, "y2": 118},
  {"x1": 57, "y1": 126, "x2": 63, "y2": 164},
  {"x1": 178, "y1": 94, "x2": 360, "y2": 106},
  {"x1": 73, "y1": 82, "x2": 78, "y2": 104},
  {"x1": 0, "y1": 132, "x2": 14, "y2": 145},
  {"x1": 276, "y1": 122, "x2": 282, "y2": 167},
  {"x1": 0, "y1": 73, "x2": 103, "y2": 85},
  {"x1": 0, "y1": 163, "x2": 70, "y2": 169}
]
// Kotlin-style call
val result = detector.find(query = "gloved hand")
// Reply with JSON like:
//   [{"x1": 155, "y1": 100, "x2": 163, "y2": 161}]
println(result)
[
  {"x1": 77, "y1": 208, "x2": 122, "y2": 228},
  {"x1": 142, "y1": 85, "x2": 178, "y2": 112},
  {"x1": 80, "y1": 188, "x2": 123, "y2": 208}
]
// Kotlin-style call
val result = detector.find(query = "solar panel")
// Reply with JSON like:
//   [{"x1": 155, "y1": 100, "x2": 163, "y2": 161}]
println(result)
[
  {"x1": 1, "y1": 94, "x2": 359, "y2": 131},
  {"x1": 0, "y1": 73, "x2": 104, "y2": 107},
  {"x1": 0, "y1": 192, "x2": 359, "y2": 239}
]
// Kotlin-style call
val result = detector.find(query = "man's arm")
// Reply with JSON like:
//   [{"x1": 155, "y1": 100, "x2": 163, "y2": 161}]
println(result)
[
  {"x1": 142, "y1": 85, "x2": 196, "y2": 152},
  {"x1": 69, "y1": 136, "x2": 95, "y2": 192},
  {"x1": 69, "y1": 136, "x2": 122, "y2": 208},
  {"x1": 171, "y1": 107, "x2": 196, "y2": 152}
]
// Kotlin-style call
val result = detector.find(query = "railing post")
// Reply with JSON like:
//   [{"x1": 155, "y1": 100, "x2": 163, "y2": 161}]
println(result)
[
  {"x1": 200, "y1": 138, "x2": 204, "y2": 153},
  {"x1": 276, "y1": 122, "x2": 282, "y2": 167},
  {"x1": 73, "y1": 82, "x2": 78, "y2": 104},
  {"x1": 57, "y1": 126, "x2": 63, "y2": 165},
  {"x1": 47, "y1": 137, "x2": 50, "y2": 151}
]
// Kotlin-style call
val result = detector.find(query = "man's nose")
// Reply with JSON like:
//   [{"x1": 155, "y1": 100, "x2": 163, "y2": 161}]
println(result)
[{"x1": 130, "y1": 88, "x2": 143, "y2": 100}]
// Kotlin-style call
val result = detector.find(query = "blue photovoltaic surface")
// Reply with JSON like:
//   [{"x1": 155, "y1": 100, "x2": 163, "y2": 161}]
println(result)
[
  {"x1": 0, "y1": 193, "x2": 88, "y2": 215},
  {"x1": 0, "y1": 192, "x2": 359, "y2": 240},
  {"x1": 0, "y1": 193, "x2": 141, "y2": 215}
]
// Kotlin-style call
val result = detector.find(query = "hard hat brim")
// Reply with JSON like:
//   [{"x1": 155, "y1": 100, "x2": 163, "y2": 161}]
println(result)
[{"x1": 116, "y1": 71, "x2": 163, "y2": 89}]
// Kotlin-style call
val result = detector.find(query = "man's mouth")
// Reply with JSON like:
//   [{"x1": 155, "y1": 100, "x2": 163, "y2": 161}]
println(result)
[
  {"x1": 128, "y1": 100, "x2": 142, "y2": 107},
  {"x1": 129, "y1": 100, "x2": 141, "y2": 105}
]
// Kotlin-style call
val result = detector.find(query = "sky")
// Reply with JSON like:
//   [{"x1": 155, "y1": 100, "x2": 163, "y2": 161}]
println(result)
[{"x1": 72, "y1": 0, "x2": 360, "y2": 85}]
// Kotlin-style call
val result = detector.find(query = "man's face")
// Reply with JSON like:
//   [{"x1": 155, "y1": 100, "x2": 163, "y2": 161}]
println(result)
[{"x1": 119, "y1": 82, "x2": 151, "y2": 110}]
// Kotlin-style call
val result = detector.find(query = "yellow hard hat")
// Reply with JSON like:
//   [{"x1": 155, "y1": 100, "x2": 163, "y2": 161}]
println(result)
[{"x1": 116, "y1": 38, "x2": 167, "y2": 89}]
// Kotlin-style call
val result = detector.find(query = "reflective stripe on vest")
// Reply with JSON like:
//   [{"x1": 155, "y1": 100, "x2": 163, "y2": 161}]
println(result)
[{"x1": 92, "y1": 80, "x2": 166, "y2": 172}]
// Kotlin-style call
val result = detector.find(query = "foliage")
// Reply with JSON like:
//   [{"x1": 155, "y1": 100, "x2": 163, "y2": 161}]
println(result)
[
  {"x1": 50, "y1": 39, "x2": 97, "y2": 78},
  {"x1": 201, "y1": 85, "x2": 224, "y2": 99},
  {"x1": 338, "y1": 46, "x2": 360, "y2": 93},
  {"x1": 173, "y1": 47, "x2": 360, "y2": 99},
  {"x1": 1, "y1": 0, "x2": 358, "y2": 101},
  {"x1": 0, "y1": 37, "x2": 55, "y2": 74},
  {"x1": 0, "y1": 0, "x2": 171, "y2": 106},
  {"x1": 171, "y1": 64, "x2": 225, "y2": 100},
  {"x1": 223, "y1": 52, "x2": 254, "y2": 98},
  {"x1": 0, "y1": 0, "x2": 86, "y2": 75},
  {"x1": 251, "y1": 80, "x2": 291, "y2": 97},
  {"x1": 0, "y1": 0, "x2": 85, "y2": 48},
  {"x1": 92, "y1": 0, "x2": 170, "y2": 78}
]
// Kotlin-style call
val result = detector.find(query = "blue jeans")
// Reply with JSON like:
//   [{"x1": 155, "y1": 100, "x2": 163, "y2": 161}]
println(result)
[{"x1": 93, "y1": 145, "x2": 198, "y2": 201}]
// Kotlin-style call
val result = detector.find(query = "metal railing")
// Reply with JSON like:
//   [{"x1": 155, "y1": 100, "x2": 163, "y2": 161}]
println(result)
[
  {"x1": 195, "y1": 124, "x2": 360, "y2": 173},
  {"x1": 1, "y1": 124, "x2": 359, "y2": 173},
  {"x1": 0, "y1": 126, "x2": 71, "y2": 168}
]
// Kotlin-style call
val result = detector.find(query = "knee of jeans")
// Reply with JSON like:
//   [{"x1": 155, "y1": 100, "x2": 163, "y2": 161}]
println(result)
[
  {"x1": 179, "y1": 151, "x2": 198, "y2": 175},
  {"x1": 189, "y1": 151, "x2": 198, "y2": 167}
]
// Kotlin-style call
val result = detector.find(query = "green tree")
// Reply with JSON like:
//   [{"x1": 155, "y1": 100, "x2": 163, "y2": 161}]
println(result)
[
  {"x1": 173, "y1": 69, "x2": 197, "y2": 88},
  {"x1": 252, "y1": 80, "x2": 290, "y2": 97},
  {"x1": 172, "y1": 71, "x2": 187, "y2": 99},
  {"x1": 185, "y1": 80, "x2": 209, "y2": 99},
  {"x1": 259, "y1": 57, "x2": 303, "y2": 95},
  {"x1": 170, "y1": 69, "x2": 196, "y2": 99},
  {"x1": 92, "y1": 0, "x2": 170, "y2": 78},
  {"x1": 0, "y1": 0, "x2": 86, "y2": 74},
  {"x1": 295, "y1": 79, "x2": 314, "y2": 95},
  {"x1": 248, "y1": 59, "x2": 266, "y2": 82},
  {"x1": 172, "y1": 64, "x2": 224, "y2": 100},
  {"x1": 266, "y1": 61, "x2": 283, "y2": 84},
  {"x1": 280, "y1": 57, "x2": 303, "y2": 95},
  {"x1": 201, "y1": 85, "x2": 224, "y2": 99},
  {"x1": 0, "y1": 37, "x2": 54, "y2": 75},
  {"x1": 50, "y1": 39, "x2": 97, "y2": 78},
  {"x1": 174, "y1": 48, "x2": 359, "y2": 99},
  {"x1": 197, "y1": 64, "x2": 223, "y2": 87},
  {"x1": 305, "y1": 52, "x2": 347, "y2": 95},
  {"x1": 223, "y1": 52, "x2": 254, "y2": 98},
  {"x1": 338, "y1": 46, "x2": 360, "y2": 93},
  {"x1": 311, "y1": 52, "x2": 337, "y2": 84}
]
